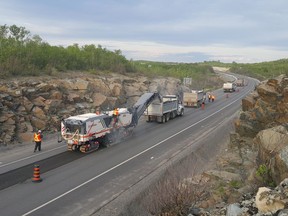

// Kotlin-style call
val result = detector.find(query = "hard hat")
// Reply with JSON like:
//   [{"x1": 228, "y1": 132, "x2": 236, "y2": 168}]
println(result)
[{"x1": 38, "y1": 130, "x2": 42, "y2": 133}]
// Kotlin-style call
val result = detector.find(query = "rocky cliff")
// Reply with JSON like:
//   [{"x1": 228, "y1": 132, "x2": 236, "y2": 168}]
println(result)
[
  {"x1": 236, "y1": 75, "x2": 288, "y2": 186},
  {"x1": 236, "y1": 75, "x2": 288, "y2": 137},
  {"x1": 189, "y1": 75, "x2": 288, "y2": 216},
  {"x1": 0, "y1": 72, "x2": 187, "y2": 146}
]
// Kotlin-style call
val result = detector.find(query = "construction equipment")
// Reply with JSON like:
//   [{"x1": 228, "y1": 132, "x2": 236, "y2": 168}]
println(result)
[
  {"x1": 183, "y1": 90, "x2": 206, "y2": 107},
  {"x1": 145, "y1": 95, "x2": 184, "y2": 123},
  {"x1": 61, "y1": 92, "x2": 163, "y2": 153},
  {"x1": 223, "y1": 82, "x2": 236, "y2": 92}
]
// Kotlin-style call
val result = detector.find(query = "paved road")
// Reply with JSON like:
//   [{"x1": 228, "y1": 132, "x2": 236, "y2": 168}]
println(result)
[{"x1": 0, "y1": 76, "x2": 258, "y2": 216}]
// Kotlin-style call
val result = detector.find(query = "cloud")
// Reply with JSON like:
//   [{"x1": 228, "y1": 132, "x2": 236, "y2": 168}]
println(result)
[
  {"x1": 0, "y1": 0, "x2": 288, "y2": 63},
  {"x1": 46, "y1": 37, "x2": 288, "y2": 63}
]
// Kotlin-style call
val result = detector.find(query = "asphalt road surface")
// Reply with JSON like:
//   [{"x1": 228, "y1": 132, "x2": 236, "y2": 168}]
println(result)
[{"x1": 0, "y1": 75, "x2": 258, "y2": 216}]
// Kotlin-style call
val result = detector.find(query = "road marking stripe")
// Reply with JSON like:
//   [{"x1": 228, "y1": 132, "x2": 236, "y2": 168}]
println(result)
[{"x1": 23, "y1": 84, "x2": 254, "y2": 216}]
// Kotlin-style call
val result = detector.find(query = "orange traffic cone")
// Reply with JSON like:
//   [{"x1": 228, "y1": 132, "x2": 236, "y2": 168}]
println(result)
[
  {"x1": 201, "y1": 103, "x2": 205, "y2": 110},
  {"x1": 32, "y1": 164, "x2": 42, "y2": 182}
]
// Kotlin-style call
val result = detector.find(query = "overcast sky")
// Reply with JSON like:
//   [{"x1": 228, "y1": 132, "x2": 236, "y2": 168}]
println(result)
[{"x1": 1, "y1": 0, "x2": 288, "y2": 63}]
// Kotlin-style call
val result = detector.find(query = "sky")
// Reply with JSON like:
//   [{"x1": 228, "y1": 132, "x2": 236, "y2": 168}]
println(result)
[{"x1": 1, "y1": 0, "x2": 288, "y2": 63}]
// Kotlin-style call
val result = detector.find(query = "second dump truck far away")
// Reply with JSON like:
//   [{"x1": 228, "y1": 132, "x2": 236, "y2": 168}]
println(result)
[
  {"x1": 183, "y1": 90, "x2": 206, "y2": 108},
  {"x1": 223, "y1": 82, "x2": 236, "y2": 92}
]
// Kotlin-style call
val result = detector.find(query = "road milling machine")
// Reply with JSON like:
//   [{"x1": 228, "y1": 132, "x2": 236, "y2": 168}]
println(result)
[{"x1": 61, "y1": 92, "x2": 180, "y2": 153}]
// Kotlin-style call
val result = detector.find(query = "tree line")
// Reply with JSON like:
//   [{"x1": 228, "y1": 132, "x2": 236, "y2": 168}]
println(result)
[
  {"x1": 201, "y1": 60, "x2": 288, "y2": 80},
  {"x1": 0, "y1": 24, "x2": 217, "y2": 82},
  {"x1": 0, "y1": 24, "x2": 134, "y2": 78},
  {"x1": 1, "y1": 24, "x2": 286, "y2": 80}
]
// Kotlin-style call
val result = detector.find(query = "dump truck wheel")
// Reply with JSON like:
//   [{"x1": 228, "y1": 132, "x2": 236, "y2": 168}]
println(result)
[
  {"x1": 165, "y1": 114, "x2": 169, "y2": 122},
  {"x1": 180, "y1": 109, "x2": 184, "y2": 116}
]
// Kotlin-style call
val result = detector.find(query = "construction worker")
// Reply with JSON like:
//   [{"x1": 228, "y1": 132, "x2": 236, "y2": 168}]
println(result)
[
  {"x1": 112, "y1": 108, "x2": 119, "y2": 127},
  {"x1": 96, "y1": 108, "x2": 100, "y2": 115},
  {"x1": 34, "y1": 130, "x2": 43, "y2": 152},
  {"x1": 113, "y1": 108, "x2": 119, "y2": 116},
  {"x1": 201, "y1": 101, "x2": 205, "y2": 110},
  {"x1": 211, "y1": 95, "x2": 215, "y2": 102},
  {"x1": 208, "y1": 94, "x2": 211, "y2": 102}
]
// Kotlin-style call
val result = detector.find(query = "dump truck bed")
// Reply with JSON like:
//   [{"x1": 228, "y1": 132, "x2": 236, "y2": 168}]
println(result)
[
  {"x1": 146, "y1": 99, "x2": 178, "y2": 116},
  {"x1": 183, "y1": 91, "x2": 205, "y2": 107}
]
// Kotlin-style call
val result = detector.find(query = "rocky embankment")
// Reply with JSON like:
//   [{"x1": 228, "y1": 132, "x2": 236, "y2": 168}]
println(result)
[
  {"x1": 189, "y1": 75, "x2": 288, "y2": 216},
  {"x1": 0, "y1": 72, "x2": 190, "y2": 146}
]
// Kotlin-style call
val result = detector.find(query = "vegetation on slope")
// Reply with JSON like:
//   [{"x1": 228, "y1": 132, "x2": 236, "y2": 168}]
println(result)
[
  {"x1": 0, "y1": 24, "x2": 134, "y2": 78},
  {"x1": 200, "y1": 60, "x2": 288, "y2": 81}
]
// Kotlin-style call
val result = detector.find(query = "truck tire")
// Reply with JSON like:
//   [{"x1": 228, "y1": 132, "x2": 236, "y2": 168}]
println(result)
[
  {"x1": 71, "y1": 144, "x2": 78, "y2": 151},
  {"x1": 156, "y1": 116, "x2": 162, "y2": 123},
  {"x1": 146, "y1": 116, "x2": 151, "y2": 122},
  {"x1": 165, "y1": 113, "x2": 170, "y2": 122},
  {"x1": 179, "y1": 109, "x2": 184, "y2": 116},
  {"x1": 171, "y1": 111, "x2": 176, "y2": 119}
]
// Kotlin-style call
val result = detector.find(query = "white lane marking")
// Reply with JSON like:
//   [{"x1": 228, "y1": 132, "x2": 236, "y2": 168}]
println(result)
[
  {"x1": 0, "y1": 145, "x2": 66, "y2": 168},
  {"x1": 23, "y1": 85, "x2": 254, "y2": 216}
]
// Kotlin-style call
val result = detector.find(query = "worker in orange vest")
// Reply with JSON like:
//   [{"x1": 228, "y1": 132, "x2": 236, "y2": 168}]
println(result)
[
  {"x1": 112, "y1": 108, "x2": 119, "y2": 127},
  {"x1": 34, "y1": 130, "x2": 43, "y2": 152},
  {"x1": 211, "y1": 95, "x2": 215, "y2": 102},
  {"x1": 113, "y1": 108, "x2": 119, "y2": 116}
]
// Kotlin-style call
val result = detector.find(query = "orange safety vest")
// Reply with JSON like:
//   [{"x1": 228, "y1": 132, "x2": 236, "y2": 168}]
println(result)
[
  {"x1": 113, "y1": 109, "x2": 119, "y2": 116},
  {"x1": 34, "y1": 133, "x2": 42, "y2": 142}
]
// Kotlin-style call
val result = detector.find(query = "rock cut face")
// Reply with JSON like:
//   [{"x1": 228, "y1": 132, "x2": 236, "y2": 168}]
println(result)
[
  {"x1": 0, "y1": 73, "x2": 183, "y2": 146},
  {"x1": 236, "y1": 75, "x2": 288, "y2": 138}
]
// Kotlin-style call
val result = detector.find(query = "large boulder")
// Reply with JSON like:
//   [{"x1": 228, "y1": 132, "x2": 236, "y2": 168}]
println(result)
[
  {"x1": 254, "y1": 126, "x2": 288, "y2": 184},
  {"x1": 148, "y1": 77, "x2": 181, "y2": 95},
  {"x1": 92, "y1": 93, "x2": 107, "y2": 107},
  {"x1": 235, "y1": 75, "x2": 288, "y2": 137},
  {"x1": 89, "y1": 78, "x2": 111, "y2": 95},
  {"x1": 255, "y1": 187, "x2": 285, "y2": 214},
  {"x1": 241, "y1": 91, "x2": 258, "y2": 111},
  {"x1": 73, "y1": 78, "x2": 89, "y2": 90},
  {"x1": 32, "y1": 106, "x2": 47, "y2": 121}
]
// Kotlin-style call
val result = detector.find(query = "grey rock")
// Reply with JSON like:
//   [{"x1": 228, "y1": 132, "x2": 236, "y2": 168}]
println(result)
[
  {"x1": 278, "y1": 209, "x2": 288, "y2": 216},
  {"x1": 226, "y1": 203, "x2": 243, "y2": 216}
]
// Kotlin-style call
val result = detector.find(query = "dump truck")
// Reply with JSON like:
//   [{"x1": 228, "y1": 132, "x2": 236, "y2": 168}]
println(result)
[
  {"x1": 183, "y1": 90, "x2": 206, "y2": 107},
  {"x1": 235, "y1": 78, "x2": 245, "y2": 87},
  {"x1": 145, "y1": 95, "x2": 184, "y2": 123},
  {"x1": 223, "y1": 82, "x2": 236, "y2": 92},
  {"x1": 60, "y1": 92, "x2": 161, "y2": 153}
]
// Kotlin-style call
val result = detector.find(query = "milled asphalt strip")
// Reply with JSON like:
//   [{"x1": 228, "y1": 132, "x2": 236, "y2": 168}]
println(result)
[
  {"x1": 22, "y1": 86, "x2": 253, "y2": 216},
  {"x1": 0, "y1": 145, "x2": 66, "y2": 168}
]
